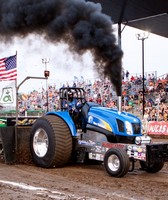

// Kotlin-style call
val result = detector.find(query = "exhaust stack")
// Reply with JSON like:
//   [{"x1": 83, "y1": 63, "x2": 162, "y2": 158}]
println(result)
[{"x1": 118, "y1": 96, "x2": 122, "y2": 113}]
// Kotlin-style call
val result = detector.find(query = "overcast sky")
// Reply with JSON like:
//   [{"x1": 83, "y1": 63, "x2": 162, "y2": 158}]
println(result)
[
  {"x1": 121, "y1": 25, "x2": 168, "y2": 78},
  {"x1": 0, "y1": 25, "x2": 167, "y2": 93}
]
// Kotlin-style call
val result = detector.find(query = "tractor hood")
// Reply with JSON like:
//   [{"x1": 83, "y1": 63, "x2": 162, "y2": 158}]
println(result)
[
  {"x1": 88, "y1": 106, "x2": 141, "y2": 123},
  {"x1": 87, "y1": 106, "x2": 142, "y2": 136}
]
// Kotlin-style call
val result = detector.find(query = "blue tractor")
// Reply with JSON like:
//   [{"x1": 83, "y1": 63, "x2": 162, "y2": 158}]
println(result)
[{"x1": 30, "y1": 87, "x2": 168, "y2": 177}]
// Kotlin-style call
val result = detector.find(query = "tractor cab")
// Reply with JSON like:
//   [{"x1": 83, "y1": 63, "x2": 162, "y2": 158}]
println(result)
[
  {"x1": 59, "y1": 87, "x2": 86, "y2": 110},
  {"x1": 59, "y1": 87, "x2": 87, "y2": 130}
]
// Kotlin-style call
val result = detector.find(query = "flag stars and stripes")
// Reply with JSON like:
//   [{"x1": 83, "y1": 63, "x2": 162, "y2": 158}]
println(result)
[{"x1": 0, "y1": 55, "x2": 17, "y2": 81}]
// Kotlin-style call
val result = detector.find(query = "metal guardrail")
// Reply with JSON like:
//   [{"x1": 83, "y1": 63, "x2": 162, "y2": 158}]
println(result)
[{"x1": 0, "y1": 110, "x2": 45, "y2": 117}]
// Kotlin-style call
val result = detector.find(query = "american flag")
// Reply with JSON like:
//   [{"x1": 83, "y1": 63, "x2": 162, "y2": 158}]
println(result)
[{"x1": 0, "y1": 55, "x2": 17, "y2": 81}]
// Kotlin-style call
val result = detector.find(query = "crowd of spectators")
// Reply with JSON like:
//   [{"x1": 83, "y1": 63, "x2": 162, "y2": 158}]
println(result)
[{"x1": 17, "y1": 72, "x2": 168, "y2": 122}]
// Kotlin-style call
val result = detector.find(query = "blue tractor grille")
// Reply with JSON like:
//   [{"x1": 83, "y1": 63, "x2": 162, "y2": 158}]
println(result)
[
  {"x1": 132, "y1": 123, "x2": 141, "y2": 134},
  {"x1": 116, "y1": 119, "x2": 124, "y2": 132},
  {"x1": 116, "y1": 119, "x2": 141, "y2": 134}
]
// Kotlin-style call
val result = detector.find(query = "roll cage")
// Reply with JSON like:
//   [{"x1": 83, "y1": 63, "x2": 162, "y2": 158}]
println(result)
[{"x1": 59, "y1": 87, "x2": 86, "y2": 111}]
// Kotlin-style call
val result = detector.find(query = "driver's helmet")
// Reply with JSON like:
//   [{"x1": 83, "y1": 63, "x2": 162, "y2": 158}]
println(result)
[{"x1": 68, "y1": 91, "x2": 73, "y2": 101}]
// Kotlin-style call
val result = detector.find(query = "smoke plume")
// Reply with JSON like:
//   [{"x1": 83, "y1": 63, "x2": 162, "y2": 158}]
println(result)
[{"x1": 0, "y1": 0, "x2": 123, "y2": 95}]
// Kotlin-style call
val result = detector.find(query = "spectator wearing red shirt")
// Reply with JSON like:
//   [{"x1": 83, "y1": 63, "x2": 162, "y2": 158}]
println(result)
[{"x1": 130, "y1": 75, "x2": 135, "y2": 82}]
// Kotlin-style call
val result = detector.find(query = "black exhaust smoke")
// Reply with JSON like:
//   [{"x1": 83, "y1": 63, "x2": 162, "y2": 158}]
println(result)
[{"x1": 0, "y1": 0, "x2": 123, "y2": 95}]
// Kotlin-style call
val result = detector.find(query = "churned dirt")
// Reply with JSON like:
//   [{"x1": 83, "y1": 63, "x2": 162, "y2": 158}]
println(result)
[{"x1": 0, "y1": 138, "x2": 168, "y2": 200}]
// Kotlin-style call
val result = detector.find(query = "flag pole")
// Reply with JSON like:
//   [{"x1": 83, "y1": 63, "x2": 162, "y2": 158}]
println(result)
[{"x1": 15, "y1": 51, "x2": 18, "y2": 153}]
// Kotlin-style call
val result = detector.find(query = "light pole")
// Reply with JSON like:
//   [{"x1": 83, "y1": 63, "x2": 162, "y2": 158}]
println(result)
[
  {"x1": 42, "y1": 58, "x2": 50, "y2": 112},
  {"x1": 136, "y1": 32, "x2": 149, "y2": 118}
]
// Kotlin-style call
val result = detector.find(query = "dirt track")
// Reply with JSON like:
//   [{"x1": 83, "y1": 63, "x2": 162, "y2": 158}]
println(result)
[{"x1": 1, "y1": 154, "x2": 168, "y2": 200}]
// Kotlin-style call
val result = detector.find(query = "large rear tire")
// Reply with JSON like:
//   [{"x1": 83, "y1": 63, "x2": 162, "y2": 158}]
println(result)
[
  {"x1": 139, "y1": 160, "x2": 164, "y2": 173},
  {"x1": 30, "y1": 115, "x2": 72, "y2": 168},
  {"x1": 104, "y1": 148, "x2": 130, "y2": 178}
]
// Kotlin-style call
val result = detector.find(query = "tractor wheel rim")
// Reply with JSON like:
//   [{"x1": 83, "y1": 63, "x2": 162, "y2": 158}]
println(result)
[
  {"x1": 33, "y1": 128, "x2": 48, "y2": 157},
  {"x1": 108, "y1": 154, "x2": 120, "y2": 172}
]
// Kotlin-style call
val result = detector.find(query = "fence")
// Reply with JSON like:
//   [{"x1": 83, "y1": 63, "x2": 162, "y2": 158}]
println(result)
[{"x1": 0, "y1": 110, "x2": 45, "y2": 117}]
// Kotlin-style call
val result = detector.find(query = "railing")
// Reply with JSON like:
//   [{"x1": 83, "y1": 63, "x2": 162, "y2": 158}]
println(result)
[{"x1": 0, "y1": 110, "x2": 45, "y2": 117}]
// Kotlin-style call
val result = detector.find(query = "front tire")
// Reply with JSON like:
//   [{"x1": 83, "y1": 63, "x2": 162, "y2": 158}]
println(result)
[
  {"x1": 30, "y1": 115, "x2": 72, "y2": 168},
  {"x1": 139, "y1": 160, "x2": 164, "y2": 173},
  {"x1": 104, "y1": 148, "x2": 130, "y2": 178}
]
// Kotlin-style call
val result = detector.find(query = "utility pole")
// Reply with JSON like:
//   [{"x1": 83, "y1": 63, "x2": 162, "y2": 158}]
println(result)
[
  {"x1": 136, "y1": 32, "x2": 149, "y2": 117},
  {"x1": 42, "y1": 58, "x2": 50, "y2": 112}
]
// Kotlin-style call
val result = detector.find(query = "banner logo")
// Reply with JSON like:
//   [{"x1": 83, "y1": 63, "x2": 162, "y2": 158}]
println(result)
[
  {"x1": 0, "y1": 87, "x2": 14, "y2": 104},
  {"x1": 147, "y1": 121, "x2": 168, "y2": 135}
]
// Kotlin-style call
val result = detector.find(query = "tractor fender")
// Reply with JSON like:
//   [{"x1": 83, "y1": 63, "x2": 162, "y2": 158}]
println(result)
[{"x1": 46, "y1": 111, "x2": 77, "y2": 137}]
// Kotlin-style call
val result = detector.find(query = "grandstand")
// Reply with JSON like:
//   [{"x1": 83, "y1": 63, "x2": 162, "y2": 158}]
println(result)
[{"x1": 0, "y1": 72, "x2": 167, "y2": 122}]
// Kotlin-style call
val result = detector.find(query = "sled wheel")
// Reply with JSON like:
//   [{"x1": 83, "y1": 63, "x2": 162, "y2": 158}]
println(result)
[
  {"x1": 30, "y1": 115, "x2": 72, "y2": 168},
  {"x1": 139, "y1": 160, "x2": 164, "y2": 173},
  {"x1": 104, "y1": 148, "x2": 130, "y2": 177}
]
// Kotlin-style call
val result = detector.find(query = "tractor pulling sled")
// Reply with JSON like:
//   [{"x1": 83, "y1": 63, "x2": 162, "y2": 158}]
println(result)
[{"x1": 0, "y1": 87, "x2": 168, "y2": 177}]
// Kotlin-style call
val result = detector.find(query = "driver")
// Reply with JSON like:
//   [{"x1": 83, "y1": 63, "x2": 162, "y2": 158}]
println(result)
[
  {"x1": 67, "y1": 91, "x2": 83, "y2": 127},
  {"x1": 67, "y1": 91, "x2": 80, "y2": 114}
]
